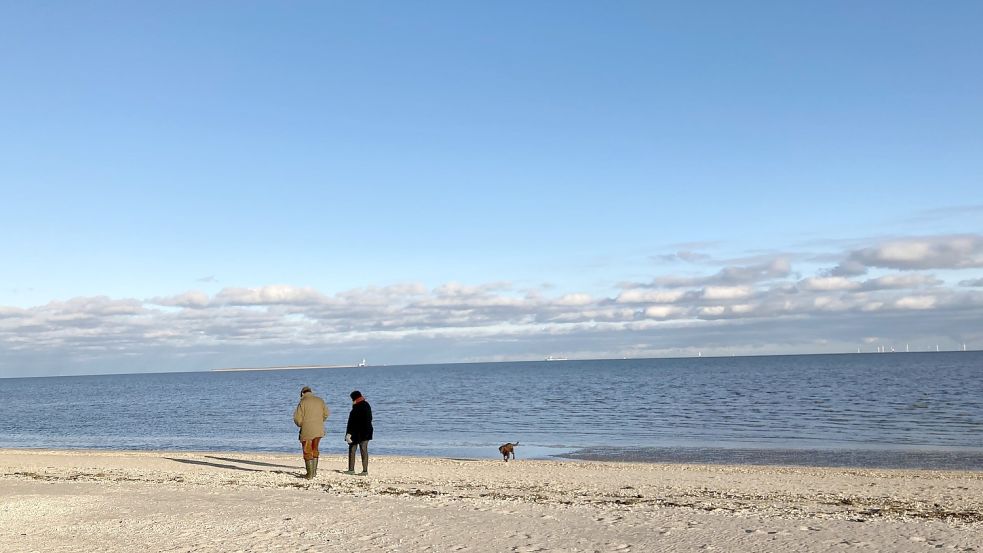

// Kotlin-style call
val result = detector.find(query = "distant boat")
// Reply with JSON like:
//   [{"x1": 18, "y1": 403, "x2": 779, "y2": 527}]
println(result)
[
  {"x1": 545, "y1": 355, "x2": 568, "y2": 361},
  {"x1": 356, "y1": 359, "x2": 367, "y2": 367}
]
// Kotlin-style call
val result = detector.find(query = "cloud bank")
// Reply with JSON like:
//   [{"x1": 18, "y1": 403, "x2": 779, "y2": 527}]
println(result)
[{"x1": 3, "y1": 234, "x2": 983, "y2": 376}]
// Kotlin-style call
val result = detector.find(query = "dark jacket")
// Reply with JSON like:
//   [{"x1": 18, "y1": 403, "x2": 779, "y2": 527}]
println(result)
[{"x1": 346, "y1": 400, "x2": 373, "y2": 443}]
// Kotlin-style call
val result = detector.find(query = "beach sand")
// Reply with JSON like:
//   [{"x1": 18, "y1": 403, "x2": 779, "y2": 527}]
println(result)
[{"x1": 1, "y1": 449, "x2": 981, "y2": 552}]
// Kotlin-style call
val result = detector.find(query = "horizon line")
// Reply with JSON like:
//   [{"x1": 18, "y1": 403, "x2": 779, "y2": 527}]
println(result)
[{"x1": 2, "y1": 349, "x2": 979, "y2": 380}]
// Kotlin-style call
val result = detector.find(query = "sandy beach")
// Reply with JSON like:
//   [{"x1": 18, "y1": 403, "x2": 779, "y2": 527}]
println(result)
[{"x1": 1, "y1": 449, "x2": 981, "y2": 552}]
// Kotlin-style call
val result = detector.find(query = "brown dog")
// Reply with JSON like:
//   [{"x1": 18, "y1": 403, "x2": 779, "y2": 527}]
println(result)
[{"x1": 498, "y1": 442, "x2": 519, "y2": 462}]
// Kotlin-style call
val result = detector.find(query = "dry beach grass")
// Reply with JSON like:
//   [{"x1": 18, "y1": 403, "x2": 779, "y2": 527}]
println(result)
[{"x1": 1, "y1": 449, "x2": 981, "y2": 552}]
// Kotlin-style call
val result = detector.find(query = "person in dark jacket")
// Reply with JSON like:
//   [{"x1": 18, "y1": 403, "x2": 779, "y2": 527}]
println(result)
[{"x1": 344, "y1": 390, "x2": 373, "y2": 475}]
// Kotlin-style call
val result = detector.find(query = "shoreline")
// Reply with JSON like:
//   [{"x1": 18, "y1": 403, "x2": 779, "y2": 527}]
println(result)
[
  {"x1": 4, "y1": 442, "x2": 983, "y2": 471},
  {"x1": 4, "y1": 446, "x2": 983, "y2": 477},
  {"x1": 2, "y1": 448, "x2": 981, "y2": 551}
]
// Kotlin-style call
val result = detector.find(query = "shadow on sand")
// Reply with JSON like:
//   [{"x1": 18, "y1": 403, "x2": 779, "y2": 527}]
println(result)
[
  {"x1": 165, "y1": 457, "x2": 309, "y2": 479},
  {"x1": 204, "y1": 456, "x2": 298, "y2": 470},
  {"x1": 165, "y1": 457, "x2": 262, "y2": 472}
]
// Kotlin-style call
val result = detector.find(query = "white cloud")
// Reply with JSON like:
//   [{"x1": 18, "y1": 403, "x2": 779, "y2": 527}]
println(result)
[
  {"x1": 553, "y1": 307, "x2": 636, "y2": 322},
  {"x1": 644, "y1": 305, "x2": 684, "y2": 319},
  {"x1": 151, "y1": 291, "x2": 210, "y2": 308},
  {"x1": 433, "y1": 281, "x2": 511, "y2": 297},
  {"x1": 840, "y1": 234, "x2": 983, "y2": 271},
  {"x1": 813, "y1": 296, "x2": 850, "y2": 311},
  {"x1": 702, "y1": 286, "x2": 753, "y2": 300},
  {"x1": 829, "y1": 259, "x2": 868, "y2": 277},
  {"x1": 861, "y1": 274, "x2": 942, "y2": 290},
  {"x1": 51, "y1": 296, "x2": 146, "y2": 316},
  {"x1": 615, "y1": 289, "x2": 687, "y2": 304},
  {"x1": 6, "y1": 232, "x2": 983, "y2": 376},
  {"x1": 799, "y1": 276, "x2": 861, "y2": 291},
  {"x1": 698, "y1": 306, "x2": 726, "y2": 317},
  {"x1": 337, "y1": 283, "x2": 427, "y2": 305},
  {"x1": 214, "y1": 285, "x2": 327, "y2": 306},
  {"x1": 894, "y1": 295, "x2": 937, "y2": 310},
  {"x1": 0, "y1": 306, "x2": 26, "y2": 319},
  {"x1": 555, "y1": 293, "x2": 593, "y2": 306},
  {"x1": 654, "y1": 250, "x2": 711, "y2": 263},
  {"x1": 643, "y1": 257, "x2": 792, "y2": 288}
]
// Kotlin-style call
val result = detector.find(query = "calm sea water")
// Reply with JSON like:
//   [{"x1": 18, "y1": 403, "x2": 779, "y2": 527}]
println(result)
[{"x1": 1, "y1": 352, "x2": 982, "y2": 469}]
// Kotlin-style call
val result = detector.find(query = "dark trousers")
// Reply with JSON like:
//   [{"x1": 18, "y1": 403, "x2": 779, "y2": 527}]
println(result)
[{"x1": 348, "y1": 440, "x2": 369, "y2": 472}]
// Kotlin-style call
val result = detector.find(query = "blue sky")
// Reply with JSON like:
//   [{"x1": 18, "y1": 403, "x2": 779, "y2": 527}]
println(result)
[{"x1": 1, "y1": 2, "x2": 982, "y2": 376}]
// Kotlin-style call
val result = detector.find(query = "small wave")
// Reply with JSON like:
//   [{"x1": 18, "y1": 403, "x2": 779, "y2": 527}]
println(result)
[{"x1": 562, "y1": 446, "x2": 983, "y2": 470}]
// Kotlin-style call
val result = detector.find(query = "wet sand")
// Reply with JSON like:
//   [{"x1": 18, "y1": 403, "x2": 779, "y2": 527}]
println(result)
[{"x1": 1, "y1": 449, "x2": 981, "y2": 552}]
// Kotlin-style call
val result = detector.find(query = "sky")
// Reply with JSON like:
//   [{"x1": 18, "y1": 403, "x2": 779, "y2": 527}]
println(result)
[{"x1": 1, "y1": 1, "x2": 982, "y2": 377}]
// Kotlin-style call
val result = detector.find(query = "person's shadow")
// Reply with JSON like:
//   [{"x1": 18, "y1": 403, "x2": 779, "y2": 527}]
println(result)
[
  {"x1": 204, "y1": 456, "x2": 297, "y2": 470},
  {"x1": 165, "y1": 458, "x2": 261, "y2": 472},
  {"x1": 164, "y1": 456, "x2": 305, "y2": 477}
]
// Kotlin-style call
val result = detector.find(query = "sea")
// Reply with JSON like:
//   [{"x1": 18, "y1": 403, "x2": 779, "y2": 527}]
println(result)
[{"x1": 1, "y1": 352, "x2": 982, "y2": 470}]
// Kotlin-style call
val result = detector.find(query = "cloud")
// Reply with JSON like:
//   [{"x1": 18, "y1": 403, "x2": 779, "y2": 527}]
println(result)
[
  {"x1": 860, "y1": 274, "x2": 942, "y2": 290},
  {"x1": 555, "y1": 293, "x2": 593, "y2": 306},
  {"x1": 214, "y1": 285, "x2": 327, "y2": 306},
  {"x1": 336, "y1": 283, "x2": 428, "y2": 305},
  {"x1": 644, "y1": 305, "x2": 685, "y2": 319},
  {"x1": 150, "y1": 291, "x2": 210, "y2": 308},
  {"x1": 5, "y1": 232, "x2": 983, "y2": 377},
  {"x1": 894, "y1": 295, "x2": 937, "y2": 310},
  {"x1": 836, "y1": 234, "x2": 983, "y2": 272},
  {"x1": 46, "y1": 296, "x2": 146, "y2": 317},
  {"x1": 701, "y1": 286, "x2": 753, "y2": 300},
  {"x1": 959, "y1": 278, "x2": 983, "y2": 287},
  {"x1": 644, "y1": 258, "x2": 791, "y2": 288},
  {"x1": 654, "y1": 250, "x2": 711, "y2": 263},
  {"x1": 798, "y1": 276, "x2": 861, "y2": 291},
  {"x1": 615, "y1": 289, "x2": 687, "y2": 304},
  {"x1": 196, "y1": 276, "x2": 217, "y2": 283},
  {"x1": 828, "y1": 259, "x2": 868, "y2": 277},
  {"x1": 0, "y1": 306, "x2": 26, "y2": 319}
]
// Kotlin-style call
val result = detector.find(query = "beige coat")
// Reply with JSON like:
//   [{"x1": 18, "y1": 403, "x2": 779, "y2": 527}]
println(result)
[{"x1": 293, "y1": 392, "x2": 329, "y2": 441}]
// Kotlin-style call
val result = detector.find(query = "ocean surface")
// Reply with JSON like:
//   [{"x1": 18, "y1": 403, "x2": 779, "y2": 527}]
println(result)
[{"x1": 1, "y1": 352, "x2": 982, "y2": 470}]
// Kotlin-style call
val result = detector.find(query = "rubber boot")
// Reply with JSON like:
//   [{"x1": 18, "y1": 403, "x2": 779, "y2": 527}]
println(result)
[
  {"x1": 304, "y1": 459, "x2": 314, "y2": 480},
  {"x1": 311, "y1": 458, "x2": 318, "y2": 478}
]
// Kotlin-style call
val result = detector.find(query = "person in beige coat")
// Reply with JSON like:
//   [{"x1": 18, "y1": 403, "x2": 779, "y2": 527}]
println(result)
[{"x1": 293, "y1": 386, "x2": 329, "y2": 479}]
